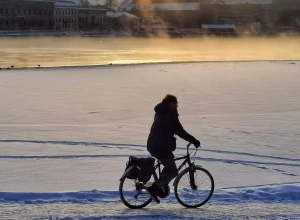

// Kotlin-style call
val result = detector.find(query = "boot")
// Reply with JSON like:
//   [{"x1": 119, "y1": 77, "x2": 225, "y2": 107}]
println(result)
[{"x1": 145, "y1": 183, "x2": 160, "y2": 204}]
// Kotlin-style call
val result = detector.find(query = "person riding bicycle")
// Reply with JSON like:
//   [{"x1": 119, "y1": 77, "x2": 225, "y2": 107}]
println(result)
[{"x1": 146, "y1": 94, "x2": 201, "y2": 203}]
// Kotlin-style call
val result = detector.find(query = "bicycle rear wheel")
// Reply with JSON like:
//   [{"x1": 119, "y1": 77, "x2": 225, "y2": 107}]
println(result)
[
  {"x1": 174, "y1": 165, "x2": 214, "y2": 208},
  {"x1": 119, "y1": 169, "x2": 157, "y2": 209}
]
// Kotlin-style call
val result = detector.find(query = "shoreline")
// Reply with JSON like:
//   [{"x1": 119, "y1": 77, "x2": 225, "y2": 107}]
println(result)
[
  {"x1": 0, "y1": 60, "x2": 299, "y2": 71},
  {"x1": 0, "y1": 30, "x2": 299, "y2": 38}
]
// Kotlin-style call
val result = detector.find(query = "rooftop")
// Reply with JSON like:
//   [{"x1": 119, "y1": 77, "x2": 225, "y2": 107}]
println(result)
[
  {"x1": 54, "y1": 1, "x2": 77, "y2": 7},
  {"x1": 106, "y1": 11, "x2": 138, "y2": 19}
]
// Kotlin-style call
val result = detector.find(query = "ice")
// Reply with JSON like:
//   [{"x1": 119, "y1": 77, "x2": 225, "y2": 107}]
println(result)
[{"x1": 0, "y1": 61, "x2": 299, "y2": 219}]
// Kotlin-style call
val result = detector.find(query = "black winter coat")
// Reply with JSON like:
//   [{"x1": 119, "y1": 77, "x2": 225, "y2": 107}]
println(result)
[{"x1": 147, "y1": 102, "x2": 196, "y2": 159}]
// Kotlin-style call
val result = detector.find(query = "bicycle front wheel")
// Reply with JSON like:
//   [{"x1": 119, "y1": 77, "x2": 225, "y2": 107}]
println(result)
[{"x1": 174, "y1": 165, "x2": 214, "y2": 208}]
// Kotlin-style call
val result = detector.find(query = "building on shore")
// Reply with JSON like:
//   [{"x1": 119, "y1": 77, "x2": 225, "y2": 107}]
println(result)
[
  {"x1": 151, "y1": 1, "x2": 202, "y2": 29},
  {"x1": 54, "y1": 1, "x2": 78, "y2": 31},
  {"x1": 78, "y1": 8, "x2": 107, "y2": 30},
  {"x1": 106, "y1": 11, "x2": 139, "y2": 32},
  {"x1": 273, "y1": 0, "x2": 300, "y2": 30},
  {"x1": 118, "y1": 12, "x2": 139, "y2": 33},
  {"x1": 216, "y1": 0, "x2": 274, "y2": 33},
  {"x1": 0, "y1": 0, "x2": 54, "y2": 31}
]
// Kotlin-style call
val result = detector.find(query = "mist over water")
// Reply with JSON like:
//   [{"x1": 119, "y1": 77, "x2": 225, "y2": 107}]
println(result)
[{"x1": 0, "y1": 36, "x2": 300, "y2": 68}]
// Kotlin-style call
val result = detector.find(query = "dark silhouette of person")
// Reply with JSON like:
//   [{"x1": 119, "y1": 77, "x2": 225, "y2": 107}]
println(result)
[{"x1": 146, "y1": 94, "x2": 200, "y2": 203}]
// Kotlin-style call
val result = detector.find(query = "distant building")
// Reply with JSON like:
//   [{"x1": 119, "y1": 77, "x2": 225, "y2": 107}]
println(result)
[
  {"x1": 152, "y1": 2, "x2": 202, "y2": 28},
  {"x1": 123, "y1": 0, "x2": 275, "y2": 32},
  {"x1": 273, "y1": 0, "x2": 300, "y2": 29},
  {"x1": 106, "y1": 11, "x2": 139, "y2": 32},
  {"x1": 217, "y1": 0, "x2": 274, "y2": 32},
  {"x1": 78, "y1": 8, "x2": 107, "y2": 30},
  {"x1": 121, "y1": 0, "x2": 225, "y2": 28},
  {"x1": 273, "y1": 0, "x2": 300, "y2": 10},
  {"x1": 105, "y1": 11, "x2": 121, "y2": 30},
  {"x1": 118, "y1": 12, "x2": 139, "y2": 32},
  {"x1": 0, "y1": 0, "x2": 54, "y2": 31},
  {"x1": 54, "y1": 1, "x2": 78, "y2": 31}
]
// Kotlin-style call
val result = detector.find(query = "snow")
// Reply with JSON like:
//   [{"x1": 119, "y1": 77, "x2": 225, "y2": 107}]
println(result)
[
  {"x1": 1, "y1": 184, "x2": 300, "y2": 204},
  {"x1": 0, "y1": 61, "x2": 300, "y2": 219},
  {"x1": 122, "y1": 12, "x2": 138, "y2": 19},
  {"x1": 55, "y1": 2, "x2": 78, "y2": 7},
  {"x1": 0, "y1": 185, "x2": 300, "y2": 205},
  {"x1": 2, "y1": 202, "x2": 299, "y2": 219}
]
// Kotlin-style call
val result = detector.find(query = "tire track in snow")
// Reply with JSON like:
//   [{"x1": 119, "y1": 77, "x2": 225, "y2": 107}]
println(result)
[
  {"x1": 0, "y1": 139, "x2": 146, "y2": 152},
  {"x1": 0, "y1": 154, "x2": 299, "y2": 173},
  {"x1": 1, "y1": 140, "x2": 299, "y2": 176},
  {"x1": 1, "y1": 139, "x2": 299, "y2": 162},
  {"x1": 0, "y1": 154, "x2": 147, "y2": 159}
]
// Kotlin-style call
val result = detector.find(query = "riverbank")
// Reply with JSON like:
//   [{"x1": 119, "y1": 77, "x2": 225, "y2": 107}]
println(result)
[
  {"x1": 0, "y1": 30, "x2": 131, "y2": 38},
  {"x1": 1, "y1": 60, "x2": 300, "y2": 71},
  {"x1": 1, "y1": 29, "x2": 299, "y2": 38}
]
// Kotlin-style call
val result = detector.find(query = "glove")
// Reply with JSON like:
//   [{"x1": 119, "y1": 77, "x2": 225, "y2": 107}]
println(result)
[{"x1": 193, "y1": 139, "x2": 201, "y2": 148}]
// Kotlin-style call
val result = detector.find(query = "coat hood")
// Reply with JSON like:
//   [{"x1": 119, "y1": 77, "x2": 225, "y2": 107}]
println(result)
[{"x1": 154, "y1": 102, "x2": 178, "y2": 116}]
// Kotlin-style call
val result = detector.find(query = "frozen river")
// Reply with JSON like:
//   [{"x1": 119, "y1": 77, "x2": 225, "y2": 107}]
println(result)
[
  {"x1": 0, "y1": 61, "x2": 299, "y2": 219},
  {"x1": 1, "y1": 36, "x2": 300, "y2": 69}
]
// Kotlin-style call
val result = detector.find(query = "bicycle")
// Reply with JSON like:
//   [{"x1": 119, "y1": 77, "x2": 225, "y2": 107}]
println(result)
[{"x1": 119, "y1": 143, "x2": 215, "y2": 209}]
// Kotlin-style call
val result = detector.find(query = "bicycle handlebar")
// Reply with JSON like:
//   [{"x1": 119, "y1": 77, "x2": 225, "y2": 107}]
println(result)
[
  {"x1": 186, "y1": 142, "x2": 201, "y2": 156},
  {"x1": 187, "y1": 142, "x2": 201, "y2": 148}
]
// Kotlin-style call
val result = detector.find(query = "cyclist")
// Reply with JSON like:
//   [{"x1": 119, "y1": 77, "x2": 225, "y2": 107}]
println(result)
[{"x1": 146, "y1": 94, "x2": 201, "y2": 203}]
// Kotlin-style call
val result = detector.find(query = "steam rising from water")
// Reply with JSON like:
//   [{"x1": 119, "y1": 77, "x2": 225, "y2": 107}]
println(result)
[{"x1": 0, "y1": 36, "x2": 299, "y2": 68}]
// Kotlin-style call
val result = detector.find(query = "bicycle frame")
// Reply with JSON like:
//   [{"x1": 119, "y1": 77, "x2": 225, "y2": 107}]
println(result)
[
  {"x1": 154, "y1": 143, "x2": 195, "y2": 180},
  {"x1": 119, "y1": 143, "x2": 198, "y2": 185}
]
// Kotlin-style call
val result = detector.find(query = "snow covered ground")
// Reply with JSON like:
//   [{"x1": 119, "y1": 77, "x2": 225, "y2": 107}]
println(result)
[{"x1": 0, "y1": 61, "x2": 299, "y2": 219}]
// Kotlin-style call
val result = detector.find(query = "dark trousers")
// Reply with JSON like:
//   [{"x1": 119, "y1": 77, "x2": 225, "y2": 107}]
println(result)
[{"x1": 155, "y1": 158, "x2": 178, "y2": 187}]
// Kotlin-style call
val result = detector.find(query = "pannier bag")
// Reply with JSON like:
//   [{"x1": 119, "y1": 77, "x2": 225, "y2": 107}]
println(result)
[{"x1": 125, "y1": 156, "x2": 155, "y2": 182}]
